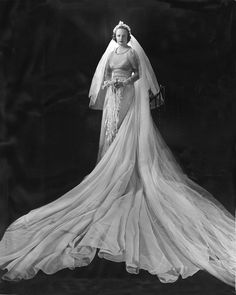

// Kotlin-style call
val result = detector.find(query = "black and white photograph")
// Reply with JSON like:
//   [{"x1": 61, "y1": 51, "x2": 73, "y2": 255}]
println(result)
[{"x1": 0, "y1": 0, "x2": 235, "y2": 294}]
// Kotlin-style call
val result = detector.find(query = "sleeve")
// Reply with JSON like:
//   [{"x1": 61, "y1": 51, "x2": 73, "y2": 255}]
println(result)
[
  {"x1": 124, "y1": 48, "x2": 140, "y2": 85},
  {"x1": 104, "y1": 53, "x2": 112, "y2": 81},
  {"x1": 128, "y1": 48, "x2": 140, "y2": 72}
]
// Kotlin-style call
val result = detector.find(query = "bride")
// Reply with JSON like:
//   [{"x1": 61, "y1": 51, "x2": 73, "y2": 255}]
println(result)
[{"x1": 0, "y1": 21, "x2": 235, "y2": 288}]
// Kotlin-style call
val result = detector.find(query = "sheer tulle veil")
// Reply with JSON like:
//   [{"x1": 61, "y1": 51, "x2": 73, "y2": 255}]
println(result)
[
  {"x1": 89, "y1": 33, "x2": 233, "y2": 219},
  {"x1": 0, "y1": 33, "x2": 235, "y2": 286},
  {"x1": 89, "y1": 34, "x2": 164, "y2": 110},
  {"x1": 89, "y1": 34, "x2": 236, "y2": 286}
]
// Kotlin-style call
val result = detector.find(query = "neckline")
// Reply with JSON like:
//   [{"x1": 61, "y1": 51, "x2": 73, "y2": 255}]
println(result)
[{"x1": 115, "y1": 47, "x2": 131, "y2": 55}]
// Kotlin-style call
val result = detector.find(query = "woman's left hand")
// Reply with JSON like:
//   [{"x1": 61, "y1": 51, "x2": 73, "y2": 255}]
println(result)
[{"x1": 114, "y1": 81, "x2": 124, "y2": 89}]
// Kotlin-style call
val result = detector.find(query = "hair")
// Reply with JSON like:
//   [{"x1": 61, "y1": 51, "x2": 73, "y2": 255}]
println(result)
[{"x1": 112, "y1": 26, "x2": 131, "y2": 43}]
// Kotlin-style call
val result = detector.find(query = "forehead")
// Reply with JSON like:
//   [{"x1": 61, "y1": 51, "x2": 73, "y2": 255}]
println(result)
[{"x1": 116, "y1": 28, "x2": 128, "y2": 35}]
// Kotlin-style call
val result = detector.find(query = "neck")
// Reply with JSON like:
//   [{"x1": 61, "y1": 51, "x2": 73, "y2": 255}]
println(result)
[{"x1": 118, "y1": 44, "x2": 129, "y2": 49}]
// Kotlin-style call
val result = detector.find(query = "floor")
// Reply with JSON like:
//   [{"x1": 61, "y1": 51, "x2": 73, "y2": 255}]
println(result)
[{"x1": 0, "y1": 267, "x2": 235, "y2": 295}]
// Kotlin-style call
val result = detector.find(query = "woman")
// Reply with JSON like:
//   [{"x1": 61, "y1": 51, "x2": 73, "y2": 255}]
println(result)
[{"x1": 0, "y1": 21, "x2": 235, "y2": 288}]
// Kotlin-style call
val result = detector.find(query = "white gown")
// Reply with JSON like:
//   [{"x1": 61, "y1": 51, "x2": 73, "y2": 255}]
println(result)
[{"x1": 0, "y1": 36, "x2": 235, "y2": 288}]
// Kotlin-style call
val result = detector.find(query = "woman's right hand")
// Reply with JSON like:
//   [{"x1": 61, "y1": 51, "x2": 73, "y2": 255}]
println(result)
[
  {"x1": 102, "y1": 80, "x2": 114, "y2": 89},
  {"x1": 102, "y1": 79, "x2": 125, "y2": 90}
]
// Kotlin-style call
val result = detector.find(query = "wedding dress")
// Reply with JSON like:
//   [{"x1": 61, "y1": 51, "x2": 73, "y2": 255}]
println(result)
[{"x1": 0, "y1": 35, "x2": 235, "y2": 288}]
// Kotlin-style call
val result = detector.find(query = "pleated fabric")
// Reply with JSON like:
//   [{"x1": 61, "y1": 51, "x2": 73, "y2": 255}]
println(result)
[{"x1": 0, "y1": 76, "x2": 235, "y2": 288}]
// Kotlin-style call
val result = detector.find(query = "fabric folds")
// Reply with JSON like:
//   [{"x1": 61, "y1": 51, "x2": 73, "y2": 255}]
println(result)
[{"x1": 0, "y1": 35, "x2": 235, "y2": 288}]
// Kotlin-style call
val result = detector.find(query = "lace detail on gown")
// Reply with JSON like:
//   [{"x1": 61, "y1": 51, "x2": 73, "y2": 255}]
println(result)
[
  {"x1": 98, "y1": 47, "x2": 139, "y2": 157},
  {"x1": 0, "y1": 42, "x2": 235, "y2": 287},
  {"x1": 104, "y1": 85, "x2": 124, "y2": 146}
]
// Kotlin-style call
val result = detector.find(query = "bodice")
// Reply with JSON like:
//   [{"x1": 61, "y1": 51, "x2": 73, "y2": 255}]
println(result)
[{"x1": 105, "y1": 47, "x2": 139, "y2": 80}]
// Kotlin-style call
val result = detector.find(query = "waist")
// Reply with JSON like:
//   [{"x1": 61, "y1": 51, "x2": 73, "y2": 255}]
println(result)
[{"x1": 112, "y1": 70, "x2": 131, "y2": 80}]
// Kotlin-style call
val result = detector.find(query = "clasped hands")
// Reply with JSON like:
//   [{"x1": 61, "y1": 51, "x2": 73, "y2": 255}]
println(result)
[{"x1": 102, "y1": 78, "x2": 130, "y2": 90}]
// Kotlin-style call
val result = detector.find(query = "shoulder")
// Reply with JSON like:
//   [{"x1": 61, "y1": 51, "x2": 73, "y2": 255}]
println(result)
[
  {"x1": 127, "y1": 47, "x2": 139, "y2": 60},
  {"x1": 109, "y1": 50, "x2": 115, "y2": 58},
  {"x1": 127, "y1": 47, "x2": 139, "y2": 64},
  {"x1": 127, "y1": 47, "x2": 137, "y2": 55},
  {"x1": 106, "y1": 50, "x2": 115, "y2": 64}
]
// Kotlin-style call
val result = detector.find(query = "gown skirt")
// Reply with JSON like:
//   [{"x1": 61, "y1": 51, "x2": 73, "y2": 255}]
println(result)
[{"x1": 0, "y1": 76, "x2": 235, "y2": 287}]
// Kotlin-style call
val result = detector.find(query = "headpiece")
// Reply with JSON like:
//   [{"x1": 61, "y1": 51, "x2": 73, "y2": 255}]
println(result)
[{"x1": 113, "y1": 21, "x2": 131, "y2": 35}]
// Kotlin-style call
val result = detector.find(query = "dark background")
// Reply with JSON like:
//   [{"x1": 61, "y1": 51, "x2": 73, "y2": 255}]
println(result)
[{"x1": 0, "y1": 0, "x2": 235, "y2": 294}]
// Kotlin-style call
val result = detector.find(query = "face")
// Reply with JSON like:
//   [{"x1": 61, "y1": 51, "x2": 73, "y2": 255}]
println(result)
[{"x1": 115, "y1": 28, "x2": 128, "y2": 46}]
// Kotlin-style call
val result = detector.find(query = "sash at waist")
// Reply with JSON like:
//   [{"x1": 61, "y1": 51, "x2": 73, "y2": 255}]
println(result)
[{"x1": 112, "y1": 70, "x2": 131, "y2": 80}]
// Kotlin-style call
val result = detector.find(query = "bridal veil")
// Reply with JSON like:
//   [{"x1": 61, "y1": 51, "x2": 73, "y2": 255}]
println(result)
[{"x1": 0, "y1": 34, "x2": 235, "y2": 287}]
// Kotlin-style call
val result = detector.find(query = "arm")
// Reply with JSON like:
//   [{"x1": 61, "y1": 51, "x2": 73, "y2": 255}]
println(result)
[
  {"x1": 104, "y1": 59, "x2": 112, "y2": 82},
  {"x1": 124, "y1": 49, "x2": 140, "y2": 86},
  {"x1": 102, "y1": 53, "x2": 113, "y2": 89},
  {"x1": 123, "y1": 69, "x2": 139, "y2": 86}
]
